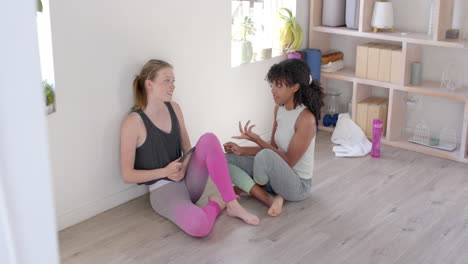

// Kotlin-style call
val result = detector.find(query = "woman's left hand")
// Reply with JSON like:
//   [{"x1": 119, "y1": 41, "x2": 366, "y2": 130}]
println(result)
[
  {"x1": 168, "y1": 165, "x2": 186, "y2": 182},
  {"x1": 232, "y1": 120, "x2": 261, "y2": 143}
]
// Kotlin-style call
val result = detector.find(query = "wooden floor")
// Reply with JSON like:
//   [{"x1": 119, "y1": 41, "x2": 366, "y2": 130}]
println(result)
[{"x1": 59, "y1": 132, "x2": 468, "y2": 264}]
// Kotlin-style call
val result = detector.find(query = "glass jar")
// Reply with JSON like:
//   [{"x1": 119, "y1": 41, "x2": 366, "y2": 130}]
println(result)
[{"x1": 326, "y1": 92, "x2": 341, "y2": 115}]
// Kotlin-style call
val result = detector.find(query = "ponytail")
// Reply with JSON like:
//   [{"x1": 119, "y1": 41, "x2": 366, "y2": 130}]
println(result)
[
  {"x1": 297, "y1": 79, "x2": 324, "y2": 125},
  {"x1": 131, "y1": 75, "x2": 147, "y2": 111}
]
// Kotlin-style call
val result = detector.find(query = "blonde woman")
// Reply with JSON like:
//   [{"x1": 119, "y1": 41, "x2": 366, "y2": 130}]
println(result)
[{"x1": 120, "y1": 60, "x2": 259, "y2": 237}]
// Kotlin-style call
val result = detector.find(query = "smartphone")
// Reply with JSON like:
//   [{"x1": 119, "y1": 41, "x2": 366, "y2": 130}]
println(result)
[{"x1": 179, "y1": 147, "x2": 195, "y2": 163}]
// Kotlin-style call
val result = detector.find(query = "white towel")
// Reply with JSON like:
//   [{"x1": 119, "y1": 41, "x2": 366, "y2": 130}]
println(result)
[
  {"x1": 321, "y1": 60, "x2": 345, "y2": 73},
  {"x1": 331, "y1": 113, "x2": 372, "y2": 157}
]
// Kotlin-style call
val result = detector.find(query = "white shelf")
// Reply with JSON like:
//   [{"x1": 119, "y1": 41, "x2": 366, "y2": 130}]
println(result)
[
  {"x1": 322, "y1": 69, "x2": 468, "y2": 101},
  {"x1": 405, "y1": 81, "x2": 468, "y2": 102},
  {"x1": 312, "y1": 26, "x2": 468, "y2": 49},
  {"x1": 385, "y1": 134, "x2": 462, "y2": 162},
  {"x1": 310, "y1": 0, "x2": 468, "y2": 163}
]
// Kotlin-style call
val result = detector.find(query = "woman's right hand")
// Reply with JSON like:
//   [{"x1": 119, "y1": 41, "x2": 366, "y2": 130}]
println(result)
[{"x1": 223, "y1": 142, "x2": 242, "y2": 155}]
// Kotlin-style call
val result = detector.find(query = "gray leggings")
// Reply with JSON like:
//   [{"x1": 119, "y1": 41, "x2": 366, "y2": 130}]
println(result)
[{"x1": 226, "y1": 149, "x2": 312, "y2": 202}]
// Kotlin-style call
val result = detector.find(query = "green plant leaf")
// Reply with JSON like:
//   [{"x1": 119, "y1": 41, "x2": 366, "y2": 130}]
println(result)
[
  {"x1": 37, "y1": 0, "x2": 43, "y2": 12},
  {"x1": 277, "y1": 8, "x2": 303, "y2": 52},
  {"x1": 42, "y1": 80, "x2": 55, "y2": 106}
]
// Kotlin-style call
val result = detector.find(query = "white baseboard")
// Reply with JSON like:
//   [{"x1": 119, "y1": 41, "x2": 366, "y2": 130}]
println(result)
[{"x1": 57, "y1": 185, "x2": 148, "y2": 231}]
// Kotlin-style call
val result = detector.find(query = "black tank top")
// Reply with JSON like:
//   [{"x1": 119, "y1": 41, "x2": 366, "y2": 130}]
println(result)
[{"x1": 133, "y1": 102, "x2": 182, "y2": 185}]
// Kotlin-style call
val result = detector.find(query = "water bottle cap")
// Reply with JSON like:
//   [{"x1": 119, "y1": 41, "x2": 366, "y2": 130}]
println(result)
[{"x1": 373, "y1": 119, "x2": 383, "y2": 128}]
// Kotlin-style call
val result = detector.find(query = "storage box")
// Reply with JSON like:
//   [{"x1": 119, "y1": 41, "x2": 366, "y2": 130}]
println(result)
[
  {"x1": 356, "y1": 97, "x2": 388, "y2": 137},
  {"x1": 322, "y1": 0, "x2": 346, "y2": 27},
  {"x1": 390, "y1": 47, "x2": 403, "y2": 84}
]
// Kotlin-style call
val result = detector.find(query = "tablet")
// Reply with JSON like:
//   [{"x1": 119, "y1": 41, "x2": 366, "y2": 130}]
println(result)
[{"x1": 179, "y1": 147, "x2": 195, "y2": 163}]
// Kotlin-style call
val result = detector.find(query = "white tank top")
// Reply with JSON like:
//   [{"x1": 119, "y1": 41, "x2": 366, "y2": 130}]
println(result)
[{"x1": 274, "y1": 104, "x2": 315, "y2": 180}]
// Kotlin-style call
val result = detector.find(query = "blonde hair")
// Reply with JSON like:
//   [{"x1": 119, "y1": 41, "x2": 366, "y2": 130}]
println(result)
[{"x1": 131, "y1": 59, "x2": 172, "y2": 111}]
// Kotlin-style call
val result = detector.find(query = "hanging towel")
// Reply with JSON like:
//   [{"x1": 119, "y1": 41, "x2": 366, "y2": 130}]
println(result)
[{"x1": 331, "y1": 113, "x2": 372, "y2": 157}]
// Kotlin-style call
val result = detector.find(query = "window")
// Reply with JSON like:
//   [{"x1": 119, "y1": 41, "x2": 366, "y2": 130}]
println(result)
[
  {"x1": 231, "y1": 0, "x2": 296, "y2": 67},
  {"x1": 37, "y1": 0, "x2": 56, "y2": 114}
]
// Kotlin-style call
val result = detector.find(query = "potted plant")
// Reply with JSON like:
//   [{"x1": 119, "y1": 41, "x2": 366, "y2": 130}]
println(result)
[
  {"x1": 232, "y1": 16, "x2": 256, "y2": 65},
  {"x1": 278, "y1": 8, "x2": 303, "y2": 53},
  {"x1": 43, "y1": 80, "x2": 55, "y2": 114}
]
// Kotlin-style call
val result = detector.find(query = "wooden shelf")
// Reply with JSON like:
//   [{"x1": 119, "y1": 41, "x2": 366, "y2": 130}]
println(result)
[
  {"x1": 322, "y1": 68, "x2": 395, "y2": 89},
  {"x1": 385, "y1": 134, "x2": 462, "y2": 162},
  {"x1": 322, "y1": 69, "x2": 468, "y2": 101},
  {"x1": 321, "y1": 68, "x2": 355, "y2": 82},
  {"x1": 312, "y1": 26, "x2": 467, "y2": 49},
  {"x1": 310, "y1": 0, "x2": 468, "y2": 163},
  {"x1": 405, "y1": 81, "x2": 468, "y2": 102}
]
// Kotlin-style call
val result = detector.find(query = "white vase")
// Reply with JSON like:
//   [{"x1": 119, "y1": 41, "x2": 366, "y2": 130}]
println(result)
[
  {"x1": 231, "y1": 40, "x2": 253, "y2": 66},
  {"x1": 46, "y1": 104, "x2": 55, "y2": 115},
  {"x1": 239, "y1": 41, "x2": 253, "y2": 64}
]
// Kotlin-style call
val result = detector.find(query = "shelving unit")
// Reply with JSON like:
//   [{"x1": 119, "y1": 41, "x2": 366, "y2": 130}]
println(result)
[{"x1": 309, "y1": 0, "x2": 468, "y2": 163}]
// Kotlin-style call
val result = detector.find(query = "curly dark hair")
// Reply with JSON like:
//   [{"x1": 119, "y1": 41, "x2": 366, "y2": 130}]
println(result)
[{"x1": 266, "y1": 59, "x2": 325, "y2": 125}]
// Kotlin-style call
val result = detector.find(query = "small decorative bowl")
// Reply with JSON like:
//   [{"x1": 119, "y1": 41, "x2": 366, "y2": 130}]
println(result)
[{"x1": 429, "y1": 138, "x2": 440, "y2": 146}]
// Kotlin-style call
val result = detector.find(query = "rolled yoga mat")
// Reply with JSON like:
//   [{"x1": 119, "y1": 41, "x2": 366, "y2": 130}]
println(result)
[{"x1": 304, "y1": 49, "x2": 322, "y2": 82}]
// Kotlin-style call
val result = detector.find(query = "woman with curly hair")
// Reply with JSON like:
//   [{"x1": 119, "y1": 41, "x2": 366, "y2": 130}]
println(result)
[{"x1": 224, "y1": 59, "x2": 324, "y2": 216}]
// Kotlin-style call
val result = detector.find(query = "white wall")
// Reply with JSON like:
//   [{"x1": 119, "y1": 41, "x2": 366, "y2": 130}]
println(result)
[
  {"x1": 49, "y1": 0, "x2": 310, "y2": 230},
  {"x1": 0, "y1": 0, "x2": 59, "y2": 263}
]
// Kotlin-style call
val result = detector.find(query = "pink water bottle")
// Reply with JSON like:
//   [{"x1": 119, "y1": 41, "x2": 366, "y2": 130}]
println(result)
[{"x1": 370, "y1": 119, "x2": 383, "y2": 158}]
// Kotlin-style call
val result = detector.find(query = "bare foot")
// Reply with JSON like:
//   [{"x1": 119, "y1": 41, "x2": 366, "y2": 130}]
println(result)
[
  {"x1": 234, "y1": 186, "x2": 249, "y2": 196},
  {"x1": 267, "y1": 195, "x2": 284, "y2": 217},
  {"x1": 208, "y1": 195, "x2": 226, "y2": 211},
  {"x1": 226, "y1": 200, "x2": 260, "y2": 226}
]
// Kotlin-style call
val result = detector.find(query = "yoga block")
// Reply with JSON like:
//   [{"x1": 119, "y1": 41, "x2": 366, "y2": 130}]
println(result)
[
  {"x1": 377, "y1": 45, "x2": 392, "y2": 82},
  {"x1": 366, "y1": 98, "x2": 388, "y2": 137},
  {"x1": 355, "y1": 43, "x2": 376, "y2": 78},
  {"x1": 357, "y1": 97, "x2": 388, "y2": 137},
  {"x1": 356, "y1": 97, "x2": 379, "y2": 133},
  {"x1": 390, "y1": 47, "x2": 403, "y2": 84},
  {"x1": 367, "y1": 44, "x2": 381, "y2": 80}
]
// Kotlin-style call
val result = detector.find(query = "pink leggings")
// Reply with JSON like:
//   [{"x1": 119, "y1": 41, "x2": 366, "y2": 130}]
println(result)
[{"x1": 149, "y1": 133, "x2": 237, "y2": 237}]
